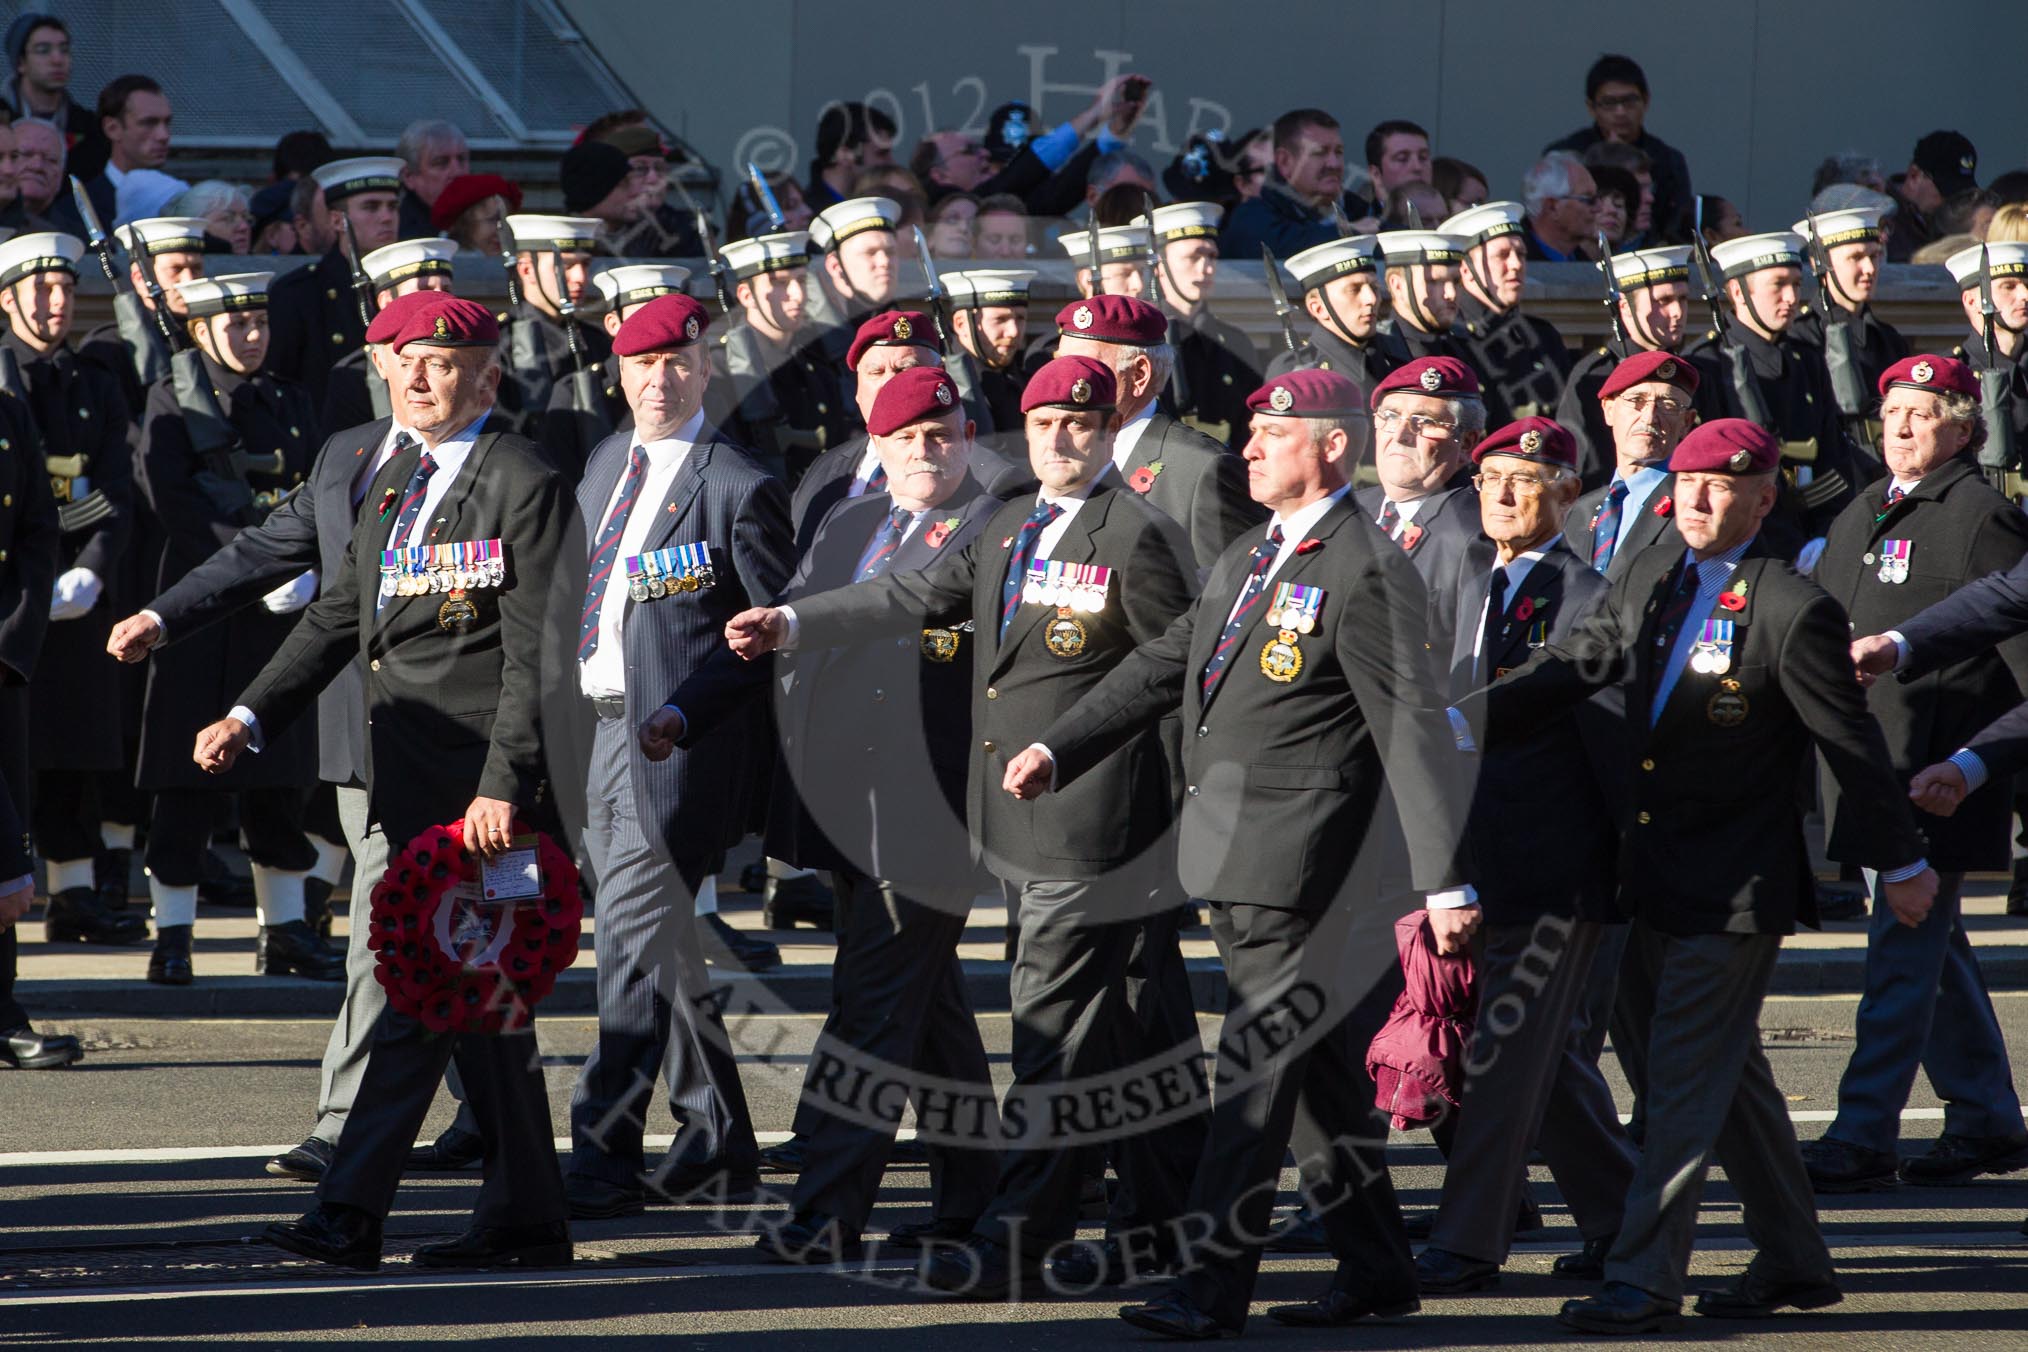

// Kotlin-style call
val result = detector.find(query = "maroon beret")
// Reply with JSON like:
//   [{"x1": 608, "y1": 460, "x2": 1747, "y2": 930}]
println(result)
[
  {"x1": 365, "y1": 288, "x2": 441, "y2": 345},
  {"x1": 429, "y1": 173, "x2": 523, "y2": 232},
  {"x1": 390, "y1": 294, "x2": 499, "y2": 352},
  {"x1": 1247, "y1": 369, "x2": 1364, "y2": 417},
  {"x1": 611, "y1": 293, "x2": 711, "y2": 355},
  {"x1": 1021, "y1": 354, "x2": 1117, "y2": 413},
  {"x1": 1878, "y1": 354, "x2": 1978, "y2": 400},
  {"x1": 1473, "y1": 416, "x2": 1577, "y2": 469},
  {"x1": 1598, "y1": 349, "x2": 1700, "y2": 401},
  {"x1": 1370, "y1": 355, "x2": 1479, "y2": 408},
  {"x1": 1668, "y1": 418, "x2": 1780, "y2": 475},
  {"x1": 866, "y1": 365, "x2": 963, "y2": 437},
  {"x1": 1054, "y1": 293, "x2": 1167, "y2": 346},
  {"x1": 846, "y1": 309, "x2": 939, "y2": 371}
]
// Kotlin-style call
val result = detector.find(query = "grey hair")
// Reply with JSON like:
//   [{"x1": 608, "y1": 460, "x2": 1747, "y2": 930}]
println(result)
[
  {"x1": 1447, "y1": 394, "x2": 1487, "y2": 438},
  {"x1": 1521, "y1": 151, "x2": 1587, "y2": 218},
  {"x1": 397, "y1": 119, "x2": 466, "y2": 171},
  {"x1": 167, "y1": 179, "x2": 250, "y2": 220},
  {"x1": 289, "y1": 173, "x2": 321, "y2": 221},
  {"x1": 1938, "y1": 388, "x2": 1987, "y2": 453}
]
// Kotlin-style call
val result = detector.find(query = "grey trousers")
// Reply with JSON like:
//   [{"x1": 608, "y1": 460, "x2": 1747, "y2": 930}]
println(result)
[
  {"x1": 313, "y1": 783, "x2": 473, "y2": 1145},
  {"x1": 1429, "y1": 917, "x2": 1636, "y2": 1262},
  {"x1": 1606, "y1": 921, "x2": 1832, "y2": 1303}
]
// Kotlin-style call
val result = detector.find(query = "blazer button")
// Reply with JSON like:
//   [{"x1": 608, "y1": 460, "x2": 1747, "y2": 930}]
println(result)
[
  {"x1": 872, "y1": 688, "x2": 885, "y2": 701},
  {"x1": 1636, "y1": 810, "x2": 1651, "y2": 824},
  {"x1": 1640, "y1": 758, "x2": 1655, "y2": 771},
  {"x1": 982, "y1": 740, "x2": 996, "y2": 753},
  {"x1": 370, "y1": 659, "x2": 382, "y2": 672},
  {"x1": 2, "y1": 494, "x2": 9, "y2": 506},
  {"x1": 1196, "y1": 726, "x2": 1208, "y2": 737},
  {"x1": 1187, "y1": 785, "x2": 1200, "y2": 796},
  {"x1": 986, "y1": 686, "x2": 998, "y2": 699}
]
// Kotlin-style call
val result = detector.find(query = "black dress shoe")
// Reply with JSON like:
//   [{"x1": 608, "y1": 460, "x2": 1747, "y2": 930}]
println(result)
[
  {"x1": 44, "y1": 886, "x2": 147, "y2": 945},
  {"x1": 414, "y1": 1220, "x2": 572, "y2": 1269},
  {"x1": 643, "y1": 1154, "x2": 760, "y2": 1204},
  {"x1": 1551, "y1": 1233, "x2": 1613, "y2": 1281},
  {"x1": 1265, "y1": 1204, "x2": 1330, "y2": 1252},
  {"x1": 266, "y1": 1136, "x2": 335, "y2": 1180},
  {"x1": 1266, "y1": 1284, "x2": 1420, "y2": 1327},
  {"x1": 264, "y1": 1203, "x2": 382, "y2": 1270},
  {"x1": 1049, "y1": 1235, "x2": 1173, "y2": 1288},
  {"x1": 0, "y1": 1023, "x2": 83, "y2": 1069},
  {"x1": 922, "y1": 1237, "x2": 1034, "y2": 1300},
  {"x1": 1694, "y1": 1270, "x2": 1842, "y2": 1318},
  {"x1": 884, "y1": 1216, "x2": 975, "y2": 1249},
  {"x1": 701, "y1": 911, "x2": 782, "y2": 971},
  {"x1": 148, "y1": 925, "x2": 195, "y2": 986},
  {"x1": 758, "y1": 1134, "x2": 808, "y2": 1173},
  {"x1": 761, "y1": 873, "x2": 834, "y2": 931},
  {"x1": 753, "y1": 1211, "x2": 862, "y2": 1264},
  {"x1": 1801, "y1": 1136, "x2": 1899, "y2": 1193},
  {"x1": 565, "y1": 1174, "x2": 645, "y2": 1219},
  {"x1": 1414, "y1": 1246, "x2": 1499, "y2": 1294},
  {"x1": 407, "y1": 1126, "x2": 485, "y2": 1171},
  {"x1": 303, "y1": 876, "x2": 335, "y2": 941},
  {"x1": 1898, "y1": 1131, "x2": 2028, "y2": 1185},
  {"x1": 1557, "y1": 1282, "x2": 1680, "y2": 1334},
  {"x1": 1813, "y1": 880, "x2": 1870, "y2": 923},
  {"x1": 256, "y1": 920, "x2": 346, "y2": 980},
  {"x1": 1118, "y1": 1290, "x2": 1240, "y2": 1340}
]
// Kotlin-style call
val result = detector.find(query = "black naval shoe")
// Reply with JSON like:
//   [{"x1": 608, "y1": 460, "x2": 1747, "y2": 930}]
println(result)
[
  {"x1": 265, "y1": 1136, "x2": 334, "y2": 1181},
  {"x1": 255, "y1": 920, "x2": 346, "y2": 981},
  {"x1": 1118, "y1": 1290, "x2": 1241, "y2": 1340},
  {"x1": 760, "y1": 873, "x2": 834, "y2": 931},
  {"x1": 1049, "y1": 1235, "x2": 1175, "y2": 1288},
  {"x1": 0, "y1": 1023, "x2": 84, "y2": 1069},
  {"x1": 1551, "y1": 1234, "x2": 1614, "y2": 1281},
  {"x1": 303, "y1": 876, "x2": 335, "y2": 941},
  {"x1": 884, "y1": 1216, "x2": 976, "y2": 1249},
  {"x1": 1414, "y1": 1246, "x2": 1500, "y2": 1294},
  {"x1": 1266, "y1": 1283, "x2": 1420, "y2": 1327},
  {"x1": 1558, "y1": 1281, "x2": 1681, "y2": 1334},
  {"x1": 564, "y1": 1174, "x2": 646, "y2": 1219},
  {"x1": 1694, "y1": 1270, "x2": 1842, "y2": 1318},
  {"x1": 1898, "y1": 1132, "x2": 2028, "y2": 1185},
  {"x1": 407, "y1": 1126, "x2": 484, "y2": 1171},
  {"x1": 414, "y1": 1220, "x2": 572, "y2": 1269},
  {"x1": 753, "y1": 1211, "x2": 863, "y2": 1264},
  {"x1": 758, "y1": 1134, "x2": 809, "y2": 1173},
  {"x1": 265, "y1": 1203, "x2": 382, "y2": 1270},
  {"x1": 922, "y1": 1236, "x2": 1036, "y2": 1300},
  {"x1": 1801, "y1": 1136, "x2": 1899, "y2": 1193},
  {"x1": 700, "y1": 911, "x2": 782, "y2": 971},
  {"x1": 148, "y1": 925, "x2": 195, "y2": 986},
  {"x1": 1265, "y1": 1203, "x2": 1330, "y2": 1252},
  {"x1": 45, "y1": 887, "x2": 147, "y2": 944}
]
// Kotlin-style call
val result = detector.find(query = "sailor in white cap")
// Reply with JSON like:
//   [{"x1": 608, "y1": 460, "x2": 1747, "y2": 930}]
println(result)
[
  {"x1": 1134, "y1": 200, "x2": 1261, "y2": 447},
  {"x1": 1791, "y1": 206, "x2": 1910, "y2": 457},
  {"x1": 1944, "y1": 240, "x2": 2028, "y2": 453},
  {"x1": 591, "y1": 263, "x2": 693, "y2": 330},
  {"x1": 711, "y1": 230, "x2": 853, "y2": 482},
  {"x1": 495, "y1": 214, "x2": 619, "y2": 472},
  {"x1": 804, "y1": 195, "x2": 901, "y2": 360},
  {"x1": 317, "y1": 238, "x2": 460, "y2": 434},
  {"x1": 1378, "y1": 228, "x2": 1476, "y2": 365},
  {"x1": 266, "y1": 157, "x2": 405, "y2": 409},
  {"x1": 75, "y1": 215, "x2": 208, "y2": 409},
  {"x1": 1443, "y1": 200, "x2": 1571, "y2": 428},
  {"x1": 133, "y1": 269, "x2": 333, "y2": 988},
  {"x1": 1265, "y1": 234, "x2": 1400, "y2": 390},
  {"x1": 1554, "y1": 245, "x2": 1697, "y2": 484},
  {"x1": 1684, "y1": 230, "x2": 1860, "y2": 536},
  {"x1": 1058, "y1": 222, "x2": 1149, "y2": 300}
]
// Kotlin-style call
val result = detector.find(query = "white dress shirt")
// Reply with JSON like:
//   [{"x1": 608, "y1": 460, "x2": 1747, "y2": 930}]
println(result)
[
  {"x1": 386, "y1": 413, "x2": 488, "y2": 550},
  {"x1": 580, "y1": 410, "x2": 706, "y2": 698},
  {"x1": 1109, "y1": 403, "x2": 1158, "y2": 473},
  {"x1": 848, "y1": 440, "x2": 886, "y2": 497},
  {"x1": 1470, "y1": 540, "x2": 1557, "y2": 664}
]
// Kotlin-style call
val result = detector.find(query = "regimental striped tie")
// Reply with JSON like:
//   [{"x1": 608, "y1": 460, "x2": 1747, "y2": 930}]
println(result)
[
  {"x1": 1378, "y1": 498, "x2": 1401, "y2": 539},
  {"x1": 864, "y1": 462, "x2": 889, "y2": 495},
  {"x1": 376, "y1": 446, "x2": 436, "y2": 614},
  {"x1": 855, "y1": 506, "x2": 912, "y2": 580},
  {"x1": 1886, "y1": 485, "x2": 1906, "y2": 506},
  {"x1": 1591, "y1": 479, "x2": 1629, "y2": 573},
  {"x1": 998, "y1": 500, "x2": 1064, "y2": 639},
  {"x1": 577, "y1": 444, "x2": 648, "y2": 660},
  {"x1": 1200, "y1": 525, "x2": 1285, "y2": 698}
]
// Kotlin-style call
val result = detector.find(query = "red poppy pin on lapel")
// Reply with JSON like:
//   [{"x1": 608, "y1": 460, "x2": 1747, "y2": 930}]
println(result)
[
  {"x1": 1399, "y1": 524, "x2": 1424, "y2": 550},
  {"x1": 1295, "y1": 538, "x2": 1322, "y2": 555},
  {"x1": 1653, "y1": 495, "x2": 1674, "y2": 518},
  {"x1": 1128, "y1": 462, "x2": 1163, "y2": 493},
  {"x1": 924, "y1": 516, "x2": 960, "y2": 549}
]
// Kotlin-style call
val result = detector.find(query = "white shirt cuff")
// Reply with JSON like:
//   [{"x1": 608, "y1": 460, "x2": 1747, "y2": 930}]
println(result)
[
  {"x1": 141, "y1": 607, "x2": 165, "y2": 641},
  {"x1": 777, "y1": 605, "x2": 801, "y2": 652},
  {"x1": 1879, "y1": 858, "x2": 1929, "y2": 884},
  {"x1": 1886, "y1": 630, "x2": 1910, "y2": 670},
  {"x1": 1446, "y1": 706, "x2": 1478, "y2": 753},
  {"x1": 1028, "y1": 742, "x2": 1058, "y2": 792},
  {"x1": 1426, "y1": 886, "x2": 1478, "y2": 909},
  {"x1": 1948, "y1": 748, "x2": 1989, "y2": 794},
  {"x1": 228, "y1": 705, "x2": 263, "y2": 752}
]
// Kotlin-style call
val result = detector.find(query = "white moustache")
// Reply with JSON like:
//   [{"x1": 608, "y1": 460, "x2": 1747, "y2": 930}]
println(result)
[{"x1": 904, "y1": 463, "x2": 946, "y2": 478}]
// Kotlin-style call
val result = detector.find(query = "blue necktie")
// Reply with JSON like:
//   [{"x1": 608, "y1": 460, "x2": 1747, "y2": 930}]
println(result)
[
  {"x1": 377, "y1": 446, "x2": 436, "y2": 613},
  {"x1": 1591, "y1": 479, "x2": 1629, "y2": 573},
  {"x1": 855, "y1": 507, "x2": 912, "y2": 580},
  {"x1": 1201, "y1": 525, "x2": 1284, "y2": 698},
  {"x1": 999, "y1": 500, "x2": 1064, "y2": 639},
  {"x1": 578, "y1": 444, "x2": 648, "y2": 660}
]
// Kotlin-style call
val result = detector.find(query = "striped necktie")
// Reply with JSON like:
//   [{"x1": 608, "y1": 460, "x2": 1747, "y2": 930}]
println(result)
[
  {"x1": 1886, "y1": 485, "x2": 1905, "y2": 506},
  {"x1": 864, "y1": 462, "x2": 889, "y2": 495},
  {"x1": 855, "y1": 506, "x2": 912, "y2": 580},
  {"x1": 998, "y1": 500, "x2": 1064, "y2": 639},
  {"x1": 1200, "y1": 525, "x2": 1285, "y2": 698},
  {"x1": 1378, "y1": 498, "x2": 1401, "y2": 539},
  {"x1": 1591, "y1": 479, "x2": 1629, "y2": 573},
  {"x1": 577, "y1": 444, "x2": 649, "y2": 660}
]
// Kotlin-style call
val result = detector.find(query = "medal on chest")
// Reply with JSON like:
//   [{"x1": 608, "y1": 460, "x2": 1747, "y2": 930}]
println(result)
[
  {"x1": 1687, "y1": 617, "x2": 1735, "y2": 675},
  {"x1": 1258, "y1": 585, "x2": 1325, "y2": 683},
  {"x1": 1876, "y1": 539, "x2": 1911, "y2": 584},
  {"x1": 1707, "y1": 676, "x2": 1749, "y2": 727},
  {"x1": 380, "y1": 538, "x2": 504, "y2": 600},
  {"x1": 627, "y1": 542, "x2": 714, "y2": 602},
  {"x1": 1029, "y1": 560, "x2": 1113, "y2": 659}
]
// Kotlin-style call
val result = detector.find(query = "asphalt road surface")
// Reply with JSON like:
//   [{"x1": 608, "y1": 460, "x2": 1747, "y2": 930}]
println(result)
[{"x1": 4, "y1": 994, "x2": 2026, "y2": 1349}]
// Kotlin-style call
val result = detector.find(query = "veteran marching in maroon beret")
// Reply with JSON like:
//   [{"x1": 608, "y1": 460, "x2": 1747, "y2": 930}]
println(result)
[
  {"x1": 1022, "y1": 354, "x2": 1118, "y2": 412},
  {"x1": 1669, "y1": 417, "x2": 1781, "y2": 474},
  {"x1": 390, "y1": 293, "x2": 499, "y2": 351},
  {"x1": 1473, "y1": 415, "x2": 1578, "y2": 468},
  {"x1": 1599, "y1": 349, "x2": 1701, "y2": 401},
  {"x1": 1877, "y1": 354, "x2": 1978, "y2": 400},
  {"x1": 610, "y1": 292, "x2": 712, "y2": 355},
  {"x1": 847, "y1": 310, "x2": 939, "y2": 371},
  {"x1": 1247, "y1": 369, "x2": 1365, "y2": 418}
]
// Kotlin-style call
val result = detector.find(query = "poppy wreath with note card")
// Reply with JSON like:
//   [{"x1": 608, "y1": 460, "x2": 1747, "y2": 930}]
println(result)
[{"x1": 369, "y1": 820, "x2": 583, "y2": 1035}]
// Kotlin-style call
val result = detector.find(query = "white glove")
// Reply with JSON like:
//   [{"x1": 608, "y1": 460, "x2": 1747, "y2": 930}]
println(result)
[
  {"x1": 262, "y1": 569, "x2": 318, "y2": 615},
  {"x1": 1794, "y1": 537, "x2": 1827, "y2": 576},
  {"x1": 49, "y1": 567, "x2": 102, "y2": 621}
]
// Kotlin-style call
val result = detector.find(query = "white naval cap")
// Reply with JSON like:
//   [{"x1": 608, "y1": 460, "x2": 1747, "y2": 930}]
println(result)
[
  {"x1": 1378, "y1": 229, "x2": 1469, "y2": 267},
  {"x1": 592, "y1": 263, "x2": 693, "y2": 310},
  {"x1": 1709, "y1": 231, "x2": 1806, "y2": 280},
  {"x1": 112, "y1": 216, "x2": 208, "y2": 257},
  {"x1": 1609, "y1": 245, "x2": 1694, "y2": 291},
  {"x1": 720, "y1": 231, "x2": 812, "y2": 280},
  {"x1": 0, "y1": 231, "x2": 83, "y2": 288},
  {"x1": 502, "y1": 214, "x2": 603, "y2": 254},
  {"x1": 811, "y1": 196, "x2": 900, "y2": 251},
  {"x1": 175, "y1": 272, "x2": 275, "y2": 317},
  {"x1": 1793, "y1": 208, "x2": 1886, "y2": 248},
  {"x1": 359, "y1": 238, "x2": 457, "y2": 289},
  {"x1": 1439, "y1": 200, "x2": 1526, "y2": 247},
  {"x1": 943, "y1": 268, "x2": 1036, "y2": 306},
  {"x1": 1059, "y1": 224, "x2": 1150, "y2": 265},
  {"x1": 1285, "y1": 235, "x2": 1381, "y2": 292},
  {"x1": 310, "y1": 156, "x2": 404, "y2": 203},
  {"x1": 1945, "y1": 240, "x2": 2028, "y2": 290},
  {"x1": 1133, "y1": 201, "x2": 1223, "y2": 244}
]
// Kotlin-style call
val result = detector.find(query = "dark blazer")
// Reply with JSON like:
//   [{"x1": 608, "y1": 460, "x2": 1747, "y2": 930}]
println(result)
[
  {"x1": 578, "y1": 427, "x2": 794, "y2": 861},
  {"x1": 1117, "y1": 412, "x2": 1266, "y2": 575},
  {"x1": 768, "y1": 486, "x2": 1001, "y2": 890},
  {"x1": 0, "y1": 392, "x2": 57, "y2": 686},
  {"x1": 0, "y1": 765, "x2": 27, "y2": 879},
  {"x1": 1561, "y1": 472, "x2": 1680, "y2": 584},
  {"x1": 1037, "y1": 492, "x2": 1469, "y2": 911},
  {"x1": 1354, "y1": 482, "x2": 1483, "y2": 624},
  {"x1": 1477, "y1": 537, "x2": 1926, "y2": 937},
  {"x1": 1894, "y1": 533, "x2": 2028, "y2": 672},
  {"x1": 266, "y1": 248, "x2": 367, "y2": 412},
  {"x1": 788, "y1": 472, "x2": 1196, "y2": 885},
  {"x1": 149, "y1": 418, "x2": 396, "y2": 787},
  {"x1": 238, "y1": 426, "x2": 571, "y2": 845},
  {"x1": 1446, "y1": 540, "x2": 1619, "y2": 924},
  {"x1": 790, "y1": 435, "x2": 865, "y2": 558}
]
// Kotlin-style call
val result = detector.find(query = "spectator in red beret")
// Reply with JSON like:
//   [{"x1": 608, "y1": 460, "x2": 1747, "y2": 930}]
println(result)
[{"x1": 433, "y1": 173, "x2": 522, "y2": 256}]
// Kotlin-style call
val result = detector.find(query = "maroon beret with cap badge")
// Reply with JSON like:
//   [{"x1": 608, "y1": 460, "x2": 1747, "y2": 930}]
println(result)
[
  {"x1": 1598, "y1": 349, "x2": 1701, "y2": 401},
  {"x1": 865, "y1": 365, "x2": 963, "y2": 436},
  {"x1": 1473, "y1": 415, "x2": 1577, "y2": 468},
  {"x1": 1246, "y1": 369, "x2": 1364, "y2": 417},
  {"x1": 1021, "y1": 354, "x2": 1118, "y2": 412},
  {"x1": 365, "y1": 288, "x2": 439, "y2": 345},
  {"x1": 1053, "y1": 294, "x2": 1168, "y2": 346},
  {"x1": 1369, "y1": 355, "x2": 1479, "y2": 408},
  {"x1": 1876, "y1": 354, "x2": 1978, "y2": 400},
  {"x1": 846, "y1": 309, "x2": 939, "y2": 370},
  {"x1": 389, "y1": 294, "x2": 499, "y2": 352},
  {"x1": 610, "y1": 293, "x2": 712, "y2": 355},
  {"x1": 1668, "y1": 418, "x2": 1780, "y2": 475}
]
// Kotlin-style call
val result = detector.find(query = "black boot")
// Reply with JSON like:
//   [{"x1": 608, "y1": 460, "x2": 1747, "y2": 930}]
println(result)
[
  {"x1": 303, "y1": 877, "x2": 335, "y2": 942},
  {"x1": 761, "y1": 873, "x2": 834, "y2": 931},
  {"x1": 96, "y1": 847, "x2": 133, "y2": 913},
  {"x1": 148, "y1": 924, "x2": 194, "y2": 985},
  {"x1": 2009, "y1": 860, "x2": 2028, "y2": 918},
  {"x1": 256, "y1": 920, "x2": 346, "y2": 980},
  {"x1": 45, "y1": 886, "x2": 148, "y2": 945}
]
